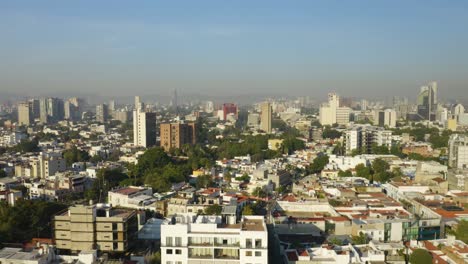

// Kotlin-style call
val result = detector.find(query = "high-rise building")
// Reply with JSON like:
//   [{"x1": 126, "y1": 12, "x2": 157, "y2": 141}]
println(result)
[
  {"x1": 374, "y1": 109, "x2": 397, "y2": 128},
  {"x1": 54, "y1": 204, "x2": 142, "y2": 253},
  {"x1": 161, "y1": 214, "x2": 268, "y2": 264},
  {"x1": 260, "y1": 102, "x2": 272, "y2": 133},
  {"x1": 448, "y1": 134, "x2": 468, "y2": 169},
  {"x1": 222, "y1": 103, "x2": 238, "y2": 121},
  {"x1": 17, "y1": 101, "x2": 32, "y2": 126},
  {"x1": 108, "y1": 100, "x2": 115, "y2": 112},
  {"x1": 417, "y1": 81, "x2": 438, "y2": 121},
  {"x1": 96, "y1": 104, "x2": 109, "y2": 123},
  {"x1": 319, "y1": 93, "x2": 350, "y2": 126},
  {"x1": 29, "y1": 99, "x2": 40, "y2": 119},
  {"x1": 344, "y1": 125, "x2": 392, "y2": 155},
  {"x1": 39, "y1": 97, "x2": 65, "y2": 123},
  {"x1": 133, "y1": 96, "x2": 156, "y2": 148},
  {"x1": 160, "y1": 122, "x2": 196, "y2": 151}
]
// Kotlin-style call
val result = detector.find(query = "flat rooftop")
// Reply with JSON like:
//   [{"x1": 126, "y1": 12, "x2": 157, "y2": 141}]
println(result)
[{"x1": 242, "y1": 218, "x2": 265, "y2": 231}]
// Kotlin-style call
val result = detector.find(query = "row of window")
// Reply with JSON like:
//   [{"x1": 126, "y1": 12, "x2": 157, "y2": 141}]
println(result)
[
  {"x1": 245, "y1": 251, "x2": 262, "y2": 257},
  {"x1": 166, "y1": 249, "x2": 182, "y2": 255}
]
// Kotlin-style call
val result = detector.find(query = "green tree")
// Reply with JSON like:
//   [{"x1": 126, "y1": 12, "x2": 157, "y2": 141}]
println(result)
[
  {"x1": 63, "y1": 146, "x2": 90, "y2": 166},
  {"x1": 355, "y1": 163, "x2": 371, "y2": 179},
  {"x1": 196, "y1": 174, "x2": 214, "y2": 189},
  {"x1": 148, "y1": 251, "x2": 161, "y2": 264},
  {"x1": 409, "y1": 249, "x2": 432, "y2": 264},
  {"x1": 137, "y1": 147, "x2": 172, "y2": 175},
  {"x1": 372, "y1": 158, "x2": 390, "y2": 174},
  {"x1": 204, "y1": 204, "x2": 222, "y2": 215},
  {"x1": 242, "y1": 205, "x2": 254, "y2": 215},
  {"x1": 322, "y1": 127, "x2": 342, "y2": 139},
  {"x1": 309, "y1": 154, "x2": 329, "y2": 174},
  {"x1": 351, "y1": 232, "x2": 368, "y2": 245},
  {"x1": 0, "y1": 170, "x2": 6, "y2": 178},
  {"x1": 453, "y1": 220, "x2": 468, "y2": 243},
  {"x1": 252, "y1": 187, "x2": 267, "y2": 198},
  {"x1": 338, "y1": 170, "x2": 353, "y2": 177}
]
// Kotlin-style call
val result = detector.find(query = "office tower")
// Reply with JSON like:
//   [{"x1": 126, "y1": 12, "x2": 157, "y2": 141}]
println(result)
[
  {"x1": 96, "y1": 104, "x2": 109, "y2": 123},
  {"x1": 260, "y1": 102, "x2": 272, "y2": 133},
  {"x1": 54, "y1": 204, "x2": 141, "y2": 253},
  {"x1": 222, "y1": 103, "x2": 238, "y2": 121},
  {"x1": 360, "y1": 99, "x2": 368, "y2": 111},
  {"x1": 108, "y1": 100, "x2": 115, "y2": 112},
  {"x1": 17, "y1": 101, "x2": 32, "y2": 126},
  {"x1": 448, "y1": 134, "x2": 468, "y2": 169},
  {"x1": 160, "y1": 122, "x2": 196, "y2": 151},
  {"x1": 204, "y1": 101, "x2": 214, "y2": 113},
  {"x1": 417, "y1": 81, "x2": 438, "y2": 121},
  {"x1": 344, "y1": 125, "x2": 392, "y2": 155},
  {"x1": 161, "y1": 214, "x2": 268, "y2": 264},
  {"x1": 374, "y1": 109, "x2": 397, "y2": 128},
  {"x1": 319, "y1": 93, "x2": 350, "y2": 126},
  {"x1": 133, "y1": 96, "x2": 156, "y2": 148},
  {"x1": 452, "y1": 104, "x2": 465, "y2": 116},
  {"x1": 171, "y1": 89, "x2": 178, "y2": 109},
  {"x1": 28, "y1": 99, "x2": 40, "y2": 119},
  {"x1": 39, "y1": 97, "x2": 65, "y2": 123}
]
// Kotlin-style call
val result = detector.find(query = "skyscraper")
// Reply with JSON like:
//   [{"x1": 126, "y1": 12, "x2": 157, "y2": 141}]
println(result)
[
  {"x1": 18, "y1": 101, "x2": 32, "y2": 126},
  {"x1": 96, "y1": 104, "x2": 109, "y2": 123},
  {"x1": 133, "y1": 96, "x2": 156, "y2": 148},
  {"x1": 260, "y1": 102, "x2": 272, "y2": 133},
  {"x1": 222, "y1": 103, "x2": 238, "y2": 121},
  {"x1": 417, "y1": 81, "x2": 438, "y2": 121}
]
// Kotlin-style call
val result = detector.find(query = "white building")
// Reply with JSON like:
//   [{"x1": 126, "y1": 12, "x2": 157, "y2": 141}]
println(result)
[
  {"x1": 133, "y1": 96, "x2": 157, "y2": 148},
  {"x1": 344, "y1": 125, "x2": 392, "y2": 155},
  {"x1": 449, "y1": 134, "x2": 468, "y2": 169},
  {"x1": 161, "y1": 214, "x2": 268, "y2": 264},
  {"x1": 374, "y1": 109, "x2": 397, "y2": 128},
  {"x1": 108, "y1": 186, "x2": 155, "y2": 210}
]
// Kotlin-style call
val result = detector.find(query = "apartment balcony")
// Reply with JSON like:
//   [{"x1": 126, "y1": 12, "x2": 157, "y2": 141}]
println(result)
[{"x1": 188, "y1": 254, "x2": 213, "y2": 259}]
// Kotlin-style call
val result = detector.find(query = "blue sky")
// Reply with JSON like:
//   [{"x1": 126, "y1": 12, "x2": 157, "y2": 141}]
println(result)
[{"x1": 1, "y1": 0, "x2": 467, "y2": 99}]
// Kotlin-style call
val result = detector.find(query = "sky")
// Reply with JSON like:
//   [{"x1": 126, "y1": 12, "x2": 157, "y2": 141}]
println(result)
[{"x1": 1, "y1": 0, "x2": 468, "y2": 100}]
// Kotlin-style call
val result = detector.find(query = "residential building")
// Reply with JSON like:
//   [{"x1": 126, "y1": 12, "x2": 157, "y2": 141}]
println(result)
[
  {"x1": 54, "y1": 204, "x2": 142, "y2": 253},
  {"x1": 319, "y1": 93, "x2": 350, "y2": 126},
  {"x1": 160, "y1": 122, "x2": 196, "y2": 151},
  {"x1": 132, "y1": 96, "x2": 156, "y2": 148},
  {"x1": 18, "y1": 101, "x2": 33, "y2": 126},
  {"x1": 161, "y1": 214, "x2": 268, "y2": 264},
  {"x1": 260, "y1": 102, "x2": 272, "y2": 133},
  {"x1": 449, "y1": 134, "x2": 468, "y2": 169},
  {"x1": 96, "y1": 104, "x2": 109, "y2": 123},
  {"x1": 344, "y1": 125, "x2": 392, "y2": 155}
]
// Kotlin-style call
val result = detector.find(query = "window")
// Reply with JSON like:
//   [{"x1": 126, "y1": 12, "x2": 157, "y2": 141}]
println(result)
[
  {"x1": 166, "y1": 237, "x2": 173, "y2": 246},
  {"x1": 246, "y1": 239, "x2": 252, "y2": 248},
  {"x1": 166, "y1": 262, "x2": 172, "y2": 264},
  {"x1": 175, "y1": 237, "x2": 182, "y2": 246},
  {"x1": 113, "y1": 243, "x2": 118, "y2": 250},
  {"x1": 245, "y1": 251, "x2": 252, "y2": 256},
  {"x1": 175, "y1": 249, "x2": 182, "y2": 255},
  {"x1": 166, "y1": 249, "x2": 173, "y2": 254},
  {"x1": 255, "y1": 251, "x2": 262, "y2": 257},
  {"x1": 255, "y1": 239, "x2": 262, "y2": 248}
]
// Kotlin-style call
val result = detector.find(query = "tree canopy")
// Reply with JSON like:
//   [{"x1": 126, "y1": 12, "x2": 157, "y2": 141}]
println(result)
[{"x1": 409, "y1": 249, "x2": 432, "y2": 264}]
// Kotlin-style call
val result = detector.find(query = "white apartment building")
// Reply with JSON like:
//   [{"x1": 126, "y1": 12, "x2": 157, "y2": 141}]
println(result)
[
  {"x1": 374, "y1": 109, "x2": 397, "y2": 128},
  {"x1": 448, "y1": 134, "x2": 468, "y2": 169},
  {"x1": 133, "y1": 96, "x2": 157, "y2": 148},
  {"x1": 161, "y1": 214, "x2": 268, "y2": 264},
  {"x1": 344, "y1": 125, "x2": 392, "y2": 155}
]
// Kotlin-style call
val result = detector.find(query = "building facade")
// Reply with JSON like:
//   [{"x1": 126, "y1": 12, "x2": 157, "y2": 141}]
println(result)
[{"x1": 160, "y1": 122, "x2": 196, "y2": 151}]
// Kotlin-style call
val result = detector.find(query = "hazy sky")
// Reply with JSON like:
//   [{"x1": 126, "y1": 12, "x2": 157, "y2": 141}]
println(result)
[{"x1": 1, "y1": 0, "x2": 468, "y2": 100}]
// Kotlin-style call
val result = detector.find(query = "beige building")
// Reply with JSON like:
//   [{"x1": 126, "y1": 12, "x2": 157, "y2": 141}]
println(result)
[
  {"x1": 260, "y1": 102, "x2": 272, "y2": 133},
  {"x1": 18, "y1": 101, "x2": 32, "y2": 126},
  {"x1": 54, "y1": 204, "x2": 142, "y2": 253},
  {"x1": 160, "y1": 122, "x2": 196, "y2": 151},
  {"x1": 319, "y1": 93, "x2": 350, "y2": 126}
]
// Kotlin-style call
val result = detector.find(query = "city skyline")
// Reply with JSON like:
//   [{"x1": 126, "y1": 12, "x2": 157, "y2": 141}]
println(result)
[{"x1": 1, "y1": 0, "x2": 468, "y2": 99}]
